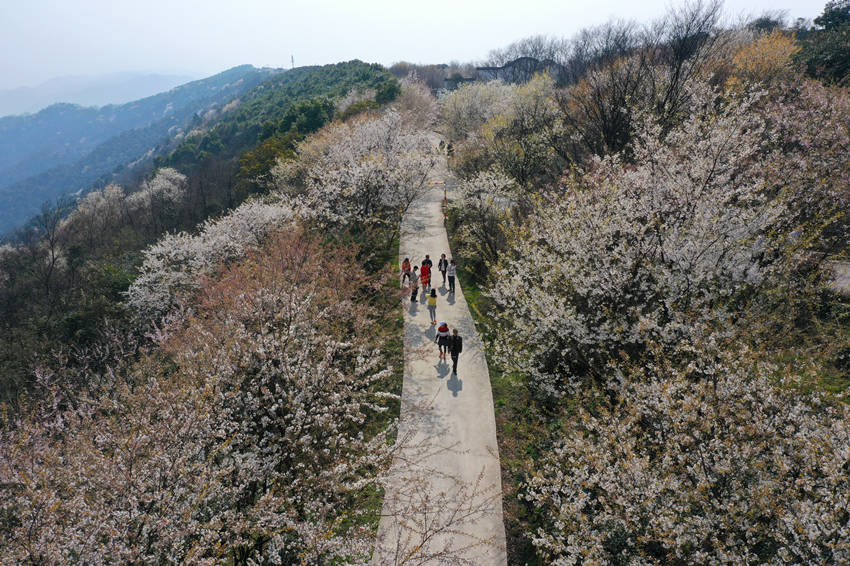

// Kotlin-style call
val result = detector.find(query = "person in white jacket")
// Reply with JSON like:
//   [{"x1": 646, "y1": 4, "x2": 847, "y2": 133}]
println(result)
[{"x1": 446, "y1": 259, "x2": 457, "y2": 294}]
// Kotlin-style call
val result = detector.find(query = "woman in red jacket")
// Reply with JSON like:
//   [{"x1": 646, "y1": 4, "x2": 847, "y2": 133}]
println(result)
[{"x1": 420, "y1": 261, "x2": 431, "y2": 293}]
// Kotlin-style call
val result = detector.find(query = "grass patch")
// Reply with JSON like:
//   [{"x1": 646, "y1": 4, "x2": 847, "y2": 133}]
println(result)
[{"x1": 752, "y1": 288, "x2": 850, "y2": 402}]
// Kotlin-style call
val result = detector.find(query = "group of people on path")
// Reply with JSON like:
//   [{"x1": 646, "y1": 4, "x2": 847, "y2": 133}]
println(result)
[
  {"x1": 401, "y1": 253, "x2": 463, "y2": 374},
  {"x1": 401, "y1": 253, "x2": 457, "y2": 298}
]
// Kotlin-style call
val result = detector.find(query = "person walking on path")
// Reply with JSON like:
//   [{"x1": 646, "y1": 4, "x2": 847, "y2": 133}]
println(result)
[
  {"x1": 435, "y1": 321, "x2": 451, "y2": 359},
  {"x1": 447, "y1": 259, "x2": 457, "y2": 294},
  {"x1": 410, "y1": 266, "x2": 419, "y2": 301},
  {"x1": 448, "y1": 328, "x2": 463, "y2": 374},
  {"x1": 420, "y1": 261, "x2": 431, "y2": 293},
  {"x1": 427, "y1": 288, "x2": 438, "y2": 325},
  {"x1": 438, "y1": 254, "x2": 449, "y2": 285},
  {"x1": 421, "y1": 254, "x2": 433, "y2": 270},
  {"x1": 401, "y1": 257, "x2": 412, "y2": 287}
]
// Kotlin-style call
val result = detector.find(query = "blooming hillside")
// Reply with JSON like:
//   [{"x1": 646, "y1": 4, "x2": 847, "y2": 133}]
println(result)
[{"x1": 441, "y1": 2, "x2": 850, "y2": 563}]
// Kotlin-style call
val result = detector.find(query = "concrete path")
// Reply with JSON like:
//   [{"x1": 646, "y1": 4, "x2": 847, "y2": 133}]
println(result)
[{"x1": 374, "y1": 169, "x2": 507, "y2": 564}]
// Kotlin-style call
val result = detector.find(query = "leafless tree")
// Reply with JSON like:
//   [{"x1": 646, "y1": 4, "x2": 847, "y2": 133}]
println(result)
[
  {"x1": 486, "y1": 34, "x2": 570, "y2": 67},
  {"x1": 30, "y1": 203, "x2": 67, "y2": 309},
  {"x1": 554, "y1": 0, "x2": 725, "y2": 160}
]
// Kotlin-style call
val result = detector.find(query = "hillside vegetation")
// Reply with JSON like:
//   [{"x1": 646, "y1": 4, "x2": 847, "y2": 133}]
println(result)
[
  {"x1": 0, "y1": 60, "x2": 400, "y2": 410},
  {"x1": 0, "y1": 64, "x2": 437, "y2": 562},
  {"x1": 0, "y1": 65, "x2": 279, "y2": 234},
  {"x1": 441, "y1": 2, "x2": 850, "y2": 564},
  {"x1": 1, "y1": 0, "x2": 850, "y2": 563}
]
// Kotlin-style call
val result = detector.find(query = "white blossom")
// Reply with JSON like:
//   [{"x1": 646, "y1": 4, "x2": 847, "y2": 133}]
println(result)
[{"x1": 126, "y1": 197, "x2": 294, "y2": 319}]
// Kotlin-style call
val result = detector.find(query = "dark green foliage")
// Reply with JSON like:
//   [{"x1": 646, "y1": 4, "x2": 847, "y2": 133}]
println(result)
[
  {"x1": 336, "y1": 99, "x2": 380, "y2": 122},
  {"x1": 797, "y1": 1, "x2": 850, "y2": 84},
  {"x1": 275, "y1": 97, "x2": 336, "y2": 137},
  {"x1": 375, "y1": 79, "x2": 401, "y2": 104},
  {"x1": 159, "y1": 61, "x2": 397, "y2": 172},
  {"x1": 748, "y1": 15, "x2": 786, "y2": 33},
  {"x1": 815, "y1": 0, "x2": 850, "y2": 28},
  {"x1": 236, "y1": 133, "x2": 301, "y2": 193},
  {"x1": 237, "y1": 97, "x2": 337, "y2": 193}
]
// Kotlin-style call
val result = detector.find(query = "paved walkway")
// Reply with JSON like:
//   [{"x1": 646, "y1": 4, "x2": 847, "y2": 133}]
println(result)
[{"x1": 374, "y1": 170, "x2": 507, "y2": 564}]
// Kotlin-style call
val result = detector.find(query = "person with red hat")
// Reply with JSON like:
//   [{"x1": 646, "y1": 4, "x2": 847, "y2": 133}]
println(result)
[{"x1": 435, "y1": 321, "x2": 450, "y2": 359}]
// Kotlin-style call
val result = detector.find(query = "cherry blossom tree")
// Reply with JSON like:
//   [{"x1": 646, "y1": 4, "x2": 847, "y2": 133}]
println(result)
[
  {"x1": 523, "y1": 345, "x2": 850, "y2": 564},
  {"x1": 440, "y1": 74, "x2": 563, "y2": 187},
  {"x1": 57, "y1": 168, "x2": 189, "y2": 248},
  {"x1": 479, "y1": 74, "x2": 561, "y2": 188},
  {"x1": 271, "y1": 110, "x2": 436, "y2": 235},
  {"x1": 125, "y1": 167, "x2": 188, "y2": 236},
  {"x1": 438, "y1": 81, "x2": 517, "y2": 141},
  {"x1": 126, "y1": 197, "x2": 293, "y2": 320},
  {"x1": 761, "y1": 79, "x2": 850, "y2": 259},
  {"x1": 59, "y1": 184, "x2": 127, "y2": 250},
  {"x1": 446, "y1": 169, "x2": 516, "y2": 278},
  {"x1": 2, "y1": 229, "x2": 401, "y2": 564},
  {"x1": 489, "y1": 85, "x2": 788, "y2": 398},
  {"x1": 336, "y1": 86, "x2": 378, "y2": 115},
  {"x1": 391, "y1": 77, "x2": 438, "y2": 131}
]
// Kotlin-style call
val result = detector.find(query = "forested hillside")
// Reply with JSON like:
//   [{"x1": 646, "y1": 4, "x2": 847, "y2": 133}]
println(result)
[
  {"x1": 1, "y1": 0, "x2": 849, "y2": 564},
  {"x1": 0, "y1": 65, "x2": 278, "y2": 234},
  {"x1": 0, "y1": 60, "x2": 400, "y2": 409},
  {"x1": 441, "y1": 2, "x2": 850, "y2": 563},
  {"x1": 0, "y1": 61, "x2": 434, "y2": 561}
]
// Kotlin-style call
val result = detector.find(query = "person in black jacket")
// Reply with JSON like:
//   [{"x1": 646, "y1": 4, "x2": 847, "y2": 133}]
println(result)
[
  {"x1": 448, "y1": 328, "x2": 463, "y2": 374},
  {"x1": 437, "y1": 253, "x2": 448, "y2": 285}
]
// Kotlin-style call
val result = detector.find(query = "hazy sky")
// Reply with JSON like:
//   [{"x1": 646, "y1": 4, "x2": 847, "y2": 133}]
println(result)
[{"x1": 1, "y1": 0, "x2": 822, "y2": 90}]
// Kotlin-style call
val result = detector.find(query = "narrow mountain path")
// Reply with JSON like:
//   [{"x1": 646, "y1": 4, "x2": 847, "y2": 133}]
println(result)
[{"x1": 374, "y1": 152, "x2": 507, "y2": 565}]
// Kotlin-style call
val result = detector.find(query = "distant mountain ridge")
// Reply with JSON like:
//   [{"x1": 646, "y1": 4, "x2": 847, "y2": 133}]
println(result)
[
  {"x1": 0, "y1": 72, "x2": 197, "y2": 117},
  {"x1": 0, "y1": 65, "x2": 283, "y2": 234}
]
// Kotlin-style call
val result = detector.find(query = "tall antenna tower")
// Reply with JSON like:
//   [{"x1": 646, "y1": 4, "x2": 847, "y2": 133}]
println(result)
[{"x1": 291, "y1": 55, "x2": 295, "y2": 69}]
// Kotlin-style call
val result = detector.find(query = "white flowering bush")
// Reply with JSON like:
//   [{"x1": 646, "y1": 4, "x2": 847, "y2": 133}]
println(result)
[
  {"x1": 59, "y1": 168, "x2": 193, "y2": 248},
  {"x1": 446, "y1": 168, "x2": 516, "y2": 276},
  {"x1": 477, "y1": 73, "x2": 561, "y2": 187},
  {"x1": 126, "y1": 197, "x2": 293, "y2": 319},
  {"x1": 438, "y1": 80, "x2": 517, "y2": 141},
  {"x1": 59, "y1": 183, "x2": 127, "y2": 248},
  {"x1": 523, "y1": 346, "x2": 850, "y2": 565},
  {"x1": 391, "y1": 79, "x2": 438, "y2": 130},
  {"x1": 124, "y1": 167, "x2": 188, "y2": 234},
  {"x1": 1, "y1": 229, "x2": 400, "y2": 564},
  {"x1": 762, "y1": 79, "x2": 850, "y2": 256},
  {"x1": 126, "y1": 167, "x2": 187, "y2": 209},
  {"x1": 272, "y1": 110, "x2": 436, "y2": 230},
  {"x1": 489, "y1": 88, "x2": 787, "y2": 398},
  {"x1": 336, "y1": 86, "x2": 378, "y2": 115}
]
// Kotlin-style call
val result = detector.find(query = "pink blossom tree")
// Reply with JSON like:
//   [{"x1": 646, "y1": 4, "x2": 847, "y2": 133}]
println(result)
[{"x1": 2, "y1": 229, "x2": 400, "y2": 564}]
